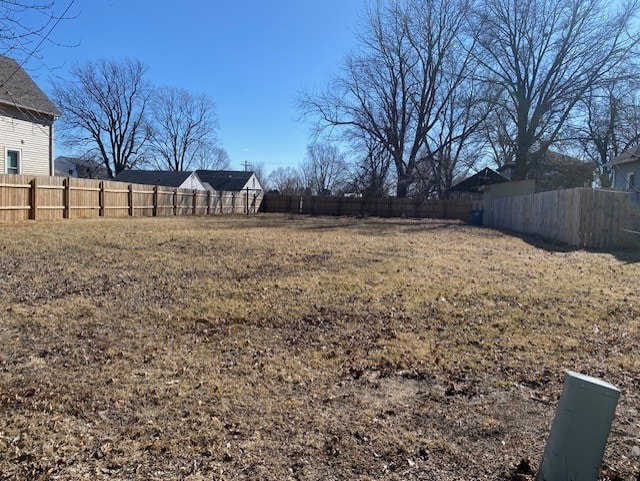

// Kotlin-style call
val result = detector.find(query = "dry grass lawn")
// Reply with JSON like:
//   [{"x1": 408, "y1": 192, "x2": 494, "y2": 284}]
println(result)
[{"x1": 0, "y1": 214, "x2": 639, "y2": 480}]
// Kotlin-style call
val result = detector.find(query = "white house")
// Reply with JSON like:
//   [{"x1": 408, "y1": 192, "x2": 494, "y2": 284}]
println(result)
[{"x1": 0, "y1": 55, "x2": 60, "y2": 176}]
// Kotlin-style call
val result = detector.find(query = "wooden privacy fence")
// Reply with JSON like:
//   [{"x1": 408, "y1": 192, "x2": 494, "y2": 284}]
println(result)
[
  {"x1": 261, "y1": 193, "x2": 473, "y2": 221},
  {"x1": 484, "y1": 188, "x2": 640, "y2": 250},
  {"x1": 0, "y1": 174, "x2": 262, "y2": 222}
]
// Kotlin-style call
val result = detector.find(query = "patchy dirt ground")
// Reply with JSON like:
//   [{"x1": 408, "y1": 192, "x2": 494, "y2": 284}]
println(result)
[{"x1": 0, "y1": 215, "x2": 639, "y2": 480}]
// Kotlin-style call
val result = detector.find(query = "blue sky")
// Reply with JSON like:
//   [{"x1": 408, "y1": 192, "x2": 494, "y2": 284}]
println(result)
[{"x1": 28, "y1": 0, "x2": 366, "y2": 173}]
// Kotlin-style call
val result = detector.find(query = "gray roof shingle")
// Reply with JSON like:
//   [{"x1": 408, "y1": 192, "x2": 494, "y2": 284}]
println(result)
[
  {"x1": 0, "y1": 55, "x2": 60, "y2": 116},
  {"x1": 114, "y1": 170, "x2": 195, "y2": 187},
  {"x1": 195, "y1": 170, "x2": 254, "y2": 191}
]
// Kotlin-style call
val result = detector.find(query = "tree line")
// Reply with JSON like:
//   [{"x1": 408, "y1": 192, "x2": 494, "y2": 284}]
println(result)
[
  {"x1": 298, "y1": 0, "x2": 640, "y2": 198},
  {"x1": 52, "y1": 58, "x2": 230, "y2": 178},
  {"x1": 45, "y1": 0, "x2": 640, "y2": 196}
]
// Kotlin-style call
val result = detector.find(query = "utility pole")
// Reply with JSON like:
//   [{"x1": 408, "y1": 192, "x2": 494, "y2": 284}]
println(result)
[{"x1": 242, "y1": 160, "x2": 249, "y2": 172}]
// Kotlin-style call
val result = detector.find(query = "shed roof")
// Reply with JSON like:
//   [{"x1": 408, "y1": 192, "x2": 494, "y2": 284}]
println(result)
[
  {"x1": 448, "y1": 167, "x2": 509, "y2": 192},
  {"x1": 114, "y1": 170, "x2": 195, "y2": 187},
  {"x1": 0, "y1": 55, "x2": 61, "y2": 116},
  {"x1": 195, "y1": 170, "x2": 255, "y2": 191}
]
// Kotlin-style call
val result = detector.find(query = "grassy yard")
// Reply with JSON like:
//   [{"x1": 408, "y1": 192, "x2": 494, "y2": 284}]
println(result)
[{"x1": 0, "y1": 215, "x2": 639, "y2": 480}]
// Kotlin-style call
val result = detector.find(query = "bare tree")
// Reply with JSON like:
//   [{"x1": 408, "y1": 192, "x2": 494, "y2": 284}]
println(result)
[
  {"x1": 418, "y1": 71, "x2": 490, "y2": 198},
  {"x1": 300, "y1": 142, "x2": 349, "y2": 195},
  {"x1": 149, "y1": 87, "x2": 219, "y2": 171},
  {"x1": 481, "y1": 107, "x2": 515, "y2": 169},
  {"x1": 299, "y1": 0, "x2": 478, "y2": 197},
  {"x1": 0, "y1": 1, "x2": 76, "y2": 66},
  {"x1": 267, "y1": 166, "x2": 304, "y2": 194},
  {"x1": 194, "y1": 143, "x2": 231, "y2": 170},
  {"x1": 573, "y1": 75, "x2": 640, "y2": 186},
  {"x1": 52, "y1": 58, "x2": 152, "y2": 178},
  {"x1": 350, "y1": 138, "x2": 393, "y2": 197},
  {"x1": 472, "y1": 0, "x2": 640, "y2": 180}
]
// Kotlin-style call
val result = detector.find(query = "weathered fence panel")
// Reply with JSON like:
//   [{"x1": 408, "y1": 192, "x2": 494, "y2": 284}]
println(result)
[
  {"x1": 0, "y1": 173, "x2": 32, "y2": 222},
  {"x1": 261, "y1": 193, "x2": 473, "y2": 222},
  {"x1": 484, "y1": 188, "x2": 640, "y2": 250},
  {"x1": 69, "y1": 177, "x2": 101, "y2": 219},
  {"x1": 34, "y1": 176, "x2": 65, "y2": 221},
  {"x1": 130, "y1": 184, "x2": 155, "y2": 218},
  {"x1": 101, "y1": 180, "x2": 130, "y2": 218}
]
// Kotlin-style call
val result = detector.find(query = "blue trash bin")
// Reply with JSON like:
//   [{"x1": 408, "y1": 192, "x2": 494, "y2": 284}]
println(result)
[{"x1": 471, "y1": 209, "x2": 483, "y2": 226}]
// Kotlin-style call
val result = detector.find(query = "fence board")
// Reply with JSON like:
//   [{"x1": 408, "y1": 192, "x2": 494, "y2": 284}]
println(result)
[
  {"x1": 35, "y1": 176, "x2": 65, "y2": 221},
  {"x1": 68, "y1": 177, "x2": 100, "y2": 219}
]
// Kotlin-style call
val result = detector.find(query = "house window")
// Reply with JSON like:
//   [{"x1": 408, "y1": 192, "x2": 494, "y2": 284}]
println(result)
[
  {"x1": 6, "y1": 149, "x2": 20, "y2": 175},
  {"x1": 628, "y1": 172, "x2": 636, "y2": 189}
]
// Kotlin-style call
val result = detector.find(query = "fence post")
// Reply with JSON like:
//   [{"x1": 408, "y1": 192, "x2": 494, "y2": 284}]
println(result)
[
  {"x1": 29, "y1": 178, "x2": 37, "y2": 220},
  {"x1": 232, "y1": 192, "x2": 235, "y2": 214},
  {"x1": 173, "y1": 188, "x2": 178, "y2": 216},
  {"x1": 99, "y1": 181, "x2": 105, "y2": 217},
  {"x1": 207, "y1": 190, "x2": 211, "y2": 215},
  {"x1": 246, "y1": 187, "x2": 249, "y2": 215},
  {"x1": 64, "y1": 177, "x2": 70, "y2": 219},
  {"x1": 128, "y1": 184, "x2": 134, "y2": 217},
  {"x1": 337, "y1": 196, "x2": 341, "y2": 216},
  {"x1": 219, "y1": 191, "x2": 223, "y2": 214},
  {"x1": 193, "y1": 189, "x2": 197, "y2": 215},
  {"x1": 153, "y1": 186, "x2": 158, "y2": 217}
]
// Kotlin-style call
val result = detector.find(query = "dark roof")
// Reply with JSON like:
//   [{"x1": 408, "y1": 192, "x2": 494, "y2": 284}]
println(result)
[
  {"x1": 55, "y1": 156, "x2": 109, "y2": 179},
  {"x1": 607, "y1": 145, "x2": 640, "y2": 167},
  {"x1": 448, "y1": 167, "x2": 509, "y2": 192},
  {"x1": 0, "y1": 55, "x2": 60, "y2": 116},
  {"x1": 114, "y1": 170, "x2": 195, "y2": 187},
  {"x1": 195, "y1": 170, "x2": 254, "y2": 191}
]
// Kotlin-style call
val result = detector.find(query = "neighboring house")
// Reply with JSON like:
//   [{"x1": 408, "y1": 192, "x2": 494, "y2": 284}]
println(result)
[
  {"x1": 498, "y1": 150, "x2": 594, "y2": 191},
  {"x1": 0, "y1": 54, "x2": 60, "y2": 176},
  {"x1": 195, "y1": 170, "x2": 263, "y2": 194},
  {"x1": 114, "y1": 170, "x2": 207, "y2": 191},
  {"x1": 448, "y1": 167, "x2": 509, "y2": 196},
  {"x1": 448, "y1": 167, "x2": 536, "y2": 201},
  {"x1": 55, "y1": 156, "x2": 109, "y2": 179},
  {"x1": 607, "y1": 146, "x2": 640, "y2": 192}
]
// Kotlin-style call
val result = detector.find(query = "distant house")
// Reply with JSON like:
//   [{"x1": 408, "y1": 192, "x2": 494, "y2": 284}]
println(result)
[
  {"x1": 114, "y1": 170, "x2": 207, "y2": 190},
  {"x1": 448, "y1": 167, "x2": 509, "y2": 195},
  {"x1": 0, "y1": 54, "x2": 60, "y2": 176},
  {"x1": 195, "y1": 170, "x2": 263, "y2": 194},
  {"x1": 606, "y1": 147, "x2": 639, "y2": 192},
  {"x1": 498, "y1": 151, "x2": 594, "y2": 191},
  {"x1": 55, "y1": 156, "x2": 109, "y2": 179}
]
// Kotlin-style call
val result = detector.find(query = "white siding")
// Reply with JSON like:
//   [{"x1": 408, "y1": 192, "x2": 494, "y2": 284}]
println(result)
[
  {"x1": 245, "y1": 173, "x2": 263, "y2": 193},
  {"x1": 179, "y1": 173, "x2": 208, "y2": 191},
  {"x1": 0, "y1": 106, "x2": 53, "y2": 176},
  {"x1": 612, "y1": 161, "x2": 640, "y2": 191}
]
